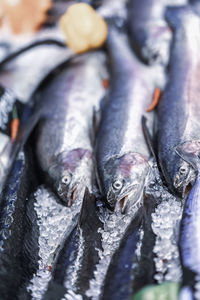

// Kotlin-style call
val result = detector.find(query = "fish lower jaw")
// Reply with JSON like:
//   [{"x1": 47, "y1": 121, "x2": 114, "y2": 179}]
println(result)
[
  {"x1": 113, "y1": 196, "x2": 129, "y2": 214},
  {"x1": 173, "y1": 172, "x2": 196, "y2": 197},
  {"x1": 114, "y1": 191, "x2": 143, "y2": 214}
]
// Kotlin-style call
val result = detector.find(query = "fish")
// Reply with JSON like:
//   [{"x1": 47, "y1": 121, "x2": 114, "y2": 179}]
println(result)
[
  {"x1": 157, "y1": 6, "x2": 200, "y2": 197},
  {"x1": 179, "y1": 159, "x2": 200, "y2": 299},
  {"x1": 95, "y1": 26, "x2": 159, "y2": 213},
  {"x1": 43, "y1": 188, "x2": 103, "y2": 298},
  {"x1": 127, "y1": 0, "x2": 173, "y2": 66},
  {"x1": 100, "y1": 208, "x2": 143, "y2": 300},
  {"x1": 0, "y1": 145, "x2": 38, "y2": 300},
  {"x1": 35, "y1": 52, "x2": 106, "y2": 206}
]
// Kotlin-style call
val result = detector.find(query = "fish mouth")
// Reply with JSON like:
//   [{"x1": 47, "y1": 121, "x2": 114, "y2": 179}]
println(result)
[
  {"x1": 57, "y1": 184, "x2": 78, "y2": 207},
  {"x1": 119, "y1": 195, "x2": 128, "y2": 214},
  {"x1": 173, "y1": 169, "x2": 196, "y2": 198},
  {"x1": 113, "y1": 195, "x2": 129, "y2": 214},
  {"x1": 109, "y1": 184, "x2": 141, "y2": 214},
  {"x1": 67, "y1": 186, "x2": 78, "y2": 207}
]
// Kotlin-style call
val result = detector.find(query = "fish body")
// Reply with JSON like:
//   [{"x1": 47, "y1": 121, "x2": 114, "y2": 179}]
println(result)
[
  {"x1": 179, "y1": 167, "x2": 200, "y2": 298},
  {"x1": 96, "y1": 27, "x2": 157, "y2": 211},
  {"x1": 0, "y1": 146, "x2": 38, "y2": 300},
  {"x1": 36, "y1": 52, "x2": 106, "y2": 206},
  {"x1": 101, "y1": 210, "x2": 142, "y2": 300},
  {"x1": 157, "y1": 6, "x2": 200, "y2": 196},
  {"x1": 44, "y1": 189, "x2": 103, "y2": 298},
  {"x1": 127, "y1": 0, "x2": 173, "y2": 65}
]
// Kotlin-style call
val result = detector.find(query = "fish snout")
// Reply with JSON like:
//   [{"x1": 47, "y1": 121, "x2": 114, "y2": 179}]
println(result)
[{"x1": 57, "y1": 181, "x2": 78, "y2": 207}]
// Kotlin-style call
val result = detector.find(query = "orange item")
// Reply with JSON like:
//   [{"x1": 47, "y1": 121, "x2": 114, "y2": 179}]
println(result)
[
  {"x1": 146, "y1": 87, "x2": 161, "y2": 112},
  {"x1": 0, "y1": 0, "x2": 52, "y2": 34},
  {"x1": 48, "y1": 265, "x2": 52, "y2": 272},
  {"x1": 102, "y1": 79, "x2": 109, "y2": 89},
  {"x1": 10, "y1": 118, "x2": 20, "y2": 141}
]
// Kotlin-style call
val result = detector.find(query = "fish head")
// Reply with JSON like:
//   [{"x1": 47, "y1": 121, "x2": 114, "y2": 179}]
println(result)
[
  {"x1": 161, "y1": 155, "x2": 193, "y2": 197},
  {"x1": 172, "y1": 142, "x2": 199, "y2": 196},
  {"x1": 161, "y1": 142, "x2": 199, "y2": 197},
  {"x1": 51, "y1": 148, "x2": 93, "y2": 206},
  {"x1": 173, "y1": 160, "x2": 193, "y2": 194},
  {"x1": 103, "y1": 152, "x2": 148, "y2": 213}
]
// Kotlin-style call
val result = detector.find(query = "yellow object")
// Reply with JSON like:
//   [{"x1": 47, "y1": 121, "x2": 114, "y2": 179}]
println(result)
[{"x1": 59, "y1": 3, "x2": 108, "y2": 53}]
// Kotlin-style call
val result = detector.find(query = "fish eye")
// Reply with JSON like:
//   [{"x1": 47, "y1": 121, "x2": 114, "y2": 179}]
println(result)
[
  {"x1": 179, "y1": 167, "x2": 187, "y2": 175},
  {"x1": 61, "y1": 174, "x2": 71, "y2": 185},
  {"x1": 112, "y1": 180, "x2": 123, "y2": 190}
]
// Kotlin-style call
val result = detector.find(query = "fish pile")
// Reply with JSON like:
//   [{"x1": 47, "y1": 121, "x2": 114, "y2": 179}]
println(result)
[{"x1": 0, "y1": 0, "x2": 200, "y2": 299}]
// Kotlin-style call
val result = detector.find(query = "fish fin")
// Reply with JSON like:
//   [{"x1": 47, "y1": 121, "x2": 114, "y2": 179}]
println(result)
[
  {"x1": 165, "y1": 5, "x2": 195, "y2": 29},
  {"x1": 90, "y1": 107, "x2": 101, "y2": 147},
  {"x1": 93, "y1": 160, "x2": 104, "y2": 198},
  {"x1": 79, "y1": 188, "x2": 100, "y2": 231},
  {"x1": 175, "y1": 142, "x2": 200, "y2": 171},
  {"x1": 142, "y1": 116, "x2": 156, "y2": 160},
  {"x1": 100, "y1": 94, "x2": 109, "y2": 111},
  {"x1": 91, "y1": 94, "x2": 108, "y2": 143}
]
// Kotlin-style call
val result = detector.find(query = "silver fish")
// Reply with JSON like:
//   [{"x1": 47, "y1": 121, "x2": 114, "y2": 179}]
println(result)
[
  {"x1": 95, "y1": 27, "x2": 159, "y2": 212},
  {"x1": 36, "y1": 52, "x2": 106, "y2": 206},
  {"x1": 157, "y1": 6, "x2": 200, "y2": 196}
]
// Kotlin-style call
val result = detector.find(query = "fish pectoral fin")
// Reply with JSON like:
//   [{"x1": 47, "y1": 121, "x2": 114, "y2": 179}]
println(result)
[
  {"x1": 90, "y1": 107, "x2": 101, "y2": 147},
  {"x1": 142, "y1": 115, "x2": 156, "y2": 160}
]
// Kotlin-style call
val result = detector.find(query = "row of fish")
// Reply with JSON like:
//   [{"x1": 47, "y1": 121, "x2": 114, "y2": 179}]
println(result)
[{"x1": 0, "y1": 0, "x2": 200, "y2": 299}]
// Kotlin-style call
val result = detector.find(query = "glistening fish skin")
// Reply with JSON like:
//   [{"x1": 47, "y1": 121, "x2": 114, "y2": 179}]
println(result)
[
  {"x1": 157, "y1": 6, "x2": 200, "y2": 196},
  {"x1": 36, "y1": 52, "x2": 105, "y2": 206},
  {"x1": 95, "y1": 27, "x2": 157, "y2": 212},
  {"x1": 127, "y1": 0, "x2": 172, "y2": 65},
  {"x1": 179, "y1": 165, "x2": 200, "y2": 298}
]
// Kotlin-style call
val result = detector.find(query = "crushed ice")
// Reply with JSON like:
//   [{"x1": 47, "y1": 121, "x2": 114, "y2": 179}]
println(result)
[
  {"x1": 27, "y1": 186, "x2": 82, "y2": 300},
  {"x1": 148, "y1": 163, "x2": 183, "y2": 283},
  {"x1": 86, "y1": 193, "x2": 143, "y2": 299}
]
